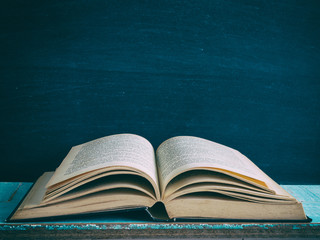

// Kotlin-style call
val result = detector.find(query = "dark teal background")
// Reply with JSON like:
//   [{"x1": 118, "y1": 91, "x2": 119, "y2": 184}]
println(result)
[{"x1": 0, "y1": 0, "x2": 319, "y2": 183}]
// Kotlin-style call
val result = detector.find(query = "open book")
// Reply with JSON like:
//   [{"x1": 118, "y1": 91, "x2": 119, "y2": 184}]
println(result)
[{"x1": 10, "y1": 134, "x2": 307, "y2": 221}]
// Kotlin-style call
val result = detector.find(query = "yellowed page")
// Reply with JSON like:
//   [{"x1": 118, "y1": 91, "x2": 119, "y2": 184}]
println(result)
[
  {"x1": 165, "y1": 196, "x2": 307, "y2": 220},
  {"x1": 46, "y1": 134, "x2": 158, "y2": 190},
  {"x1": 156, "y1": 136, "x2": 270, "y2": 193},
  {"x1": 44, "y1": 170, "x2": 149, "y2": 201},
  {"x1": 163, "y1": 171, "x2": 273, "y2": 200}
]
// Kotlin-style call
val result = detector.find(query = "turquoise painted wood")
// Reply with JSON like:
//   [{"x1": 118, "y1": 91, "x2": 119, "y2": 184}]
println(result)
[
  {"x1": 0, "y1": 182, "x2": 320, "y2": 239},
  {"x1": 282, "y1": 185, "x2": 320, "y2": 223},
  {"x1": 0, "y1": 182, "x2": 33, "y2": 223}
]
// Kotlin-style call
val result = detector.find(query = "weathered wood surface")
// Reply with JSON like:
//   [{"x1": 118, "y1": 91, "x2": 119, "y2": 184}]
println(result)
[{"x1": 0, "y1": 182, "x2": 320, "y2": 239}]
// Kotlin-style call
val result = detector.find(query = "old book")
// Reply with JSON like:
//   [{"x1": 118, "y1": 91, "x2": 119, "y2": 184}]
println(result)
[{"x1": 9, "y1": 134, "x2": 307, "y2": 221}]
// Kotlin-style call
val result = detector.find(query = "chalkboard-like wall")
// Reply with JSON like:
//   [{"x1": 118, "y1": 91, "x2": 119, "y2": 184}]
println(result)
[{"x1": 0, "y1": 0, "x2": 319, "y2": 183}]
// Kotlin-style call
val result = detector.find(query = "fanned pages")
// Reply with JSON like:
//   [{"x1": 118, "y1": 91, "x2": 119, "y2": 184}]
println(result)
[{"x1": 9, "y1": 134, "x2": 307, "y2": 221}]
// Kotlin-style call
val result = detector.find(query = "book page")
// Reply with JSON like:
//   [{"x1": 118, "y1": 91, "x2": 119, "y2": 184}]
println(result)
[
  {"x1": 156, "y1": 136, "x2": 268, "y2": 193},
  {"x1": 46, "y1": 134, "x2": 158, "y2": 188}
]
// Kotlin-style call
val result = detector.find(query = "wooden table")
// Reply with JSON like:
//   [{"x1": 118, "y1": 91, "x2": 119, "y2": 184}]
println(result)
[{"x1": 0, "y1": 182, "x2": 319, "y2": 239}]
